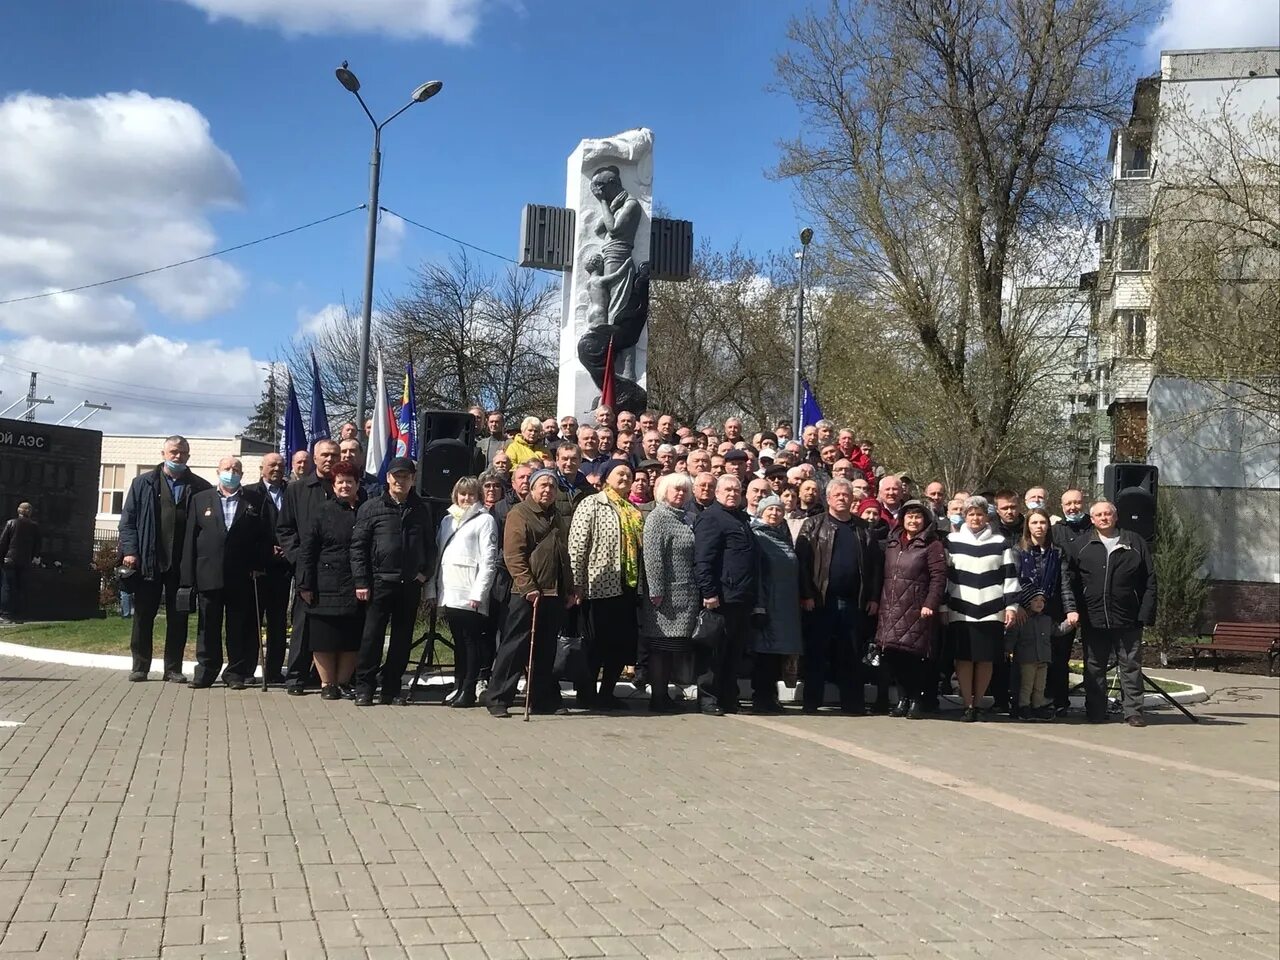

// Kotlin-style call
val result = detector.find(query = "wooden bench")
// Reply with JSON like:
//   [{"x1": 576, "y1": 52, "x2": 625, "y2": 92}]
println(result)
[{"x1": 1189, "y1": 621, "x2": 1280, "y2": 675}]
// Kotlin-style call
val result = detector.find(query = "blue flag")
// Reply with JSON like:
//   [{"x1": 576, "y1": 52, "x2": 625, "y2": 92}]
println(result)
[
  {"x1": 309, "y1": 351, "x2": 330, "y2": 443},
  {"x1": 800, "y1": 379, "x2": 824, "y2": 431},
  {"x1": 279, "y1": 373, "x2": 308, "y2": 474},
  {"x1": 395, "y1": 360, "x2": 417, "y2": 460}
]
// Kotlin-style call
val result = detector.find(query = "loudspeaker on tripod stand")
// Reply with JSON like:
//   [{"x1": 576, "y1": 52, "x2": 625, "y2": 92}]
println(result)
[
  {"x1": 416, "y1": 409, "x2": 477, "y2": 502},
  {"x1": 1103, "y1": 462, "x2": 1158, "y2": 544}
]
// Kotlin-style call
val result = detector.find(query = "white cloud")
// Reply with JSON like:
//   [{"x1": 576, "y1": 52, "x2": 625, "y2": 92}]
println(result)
[
  {"x1": 0, "y1": 291, "x2": 143, "y2": 343},
  {"x1": 0, "y1": 335, "x2": 264, "y2": 436},
  {"x1": 295, "y1": 302, "x2": 361, "y2": 338},
  {"x1": 1148, "y1": 0, "x2": 1280, "y2": 53},
  {"x1": 376, "y1": 212, "x2": 407, "y2": 262},
  {"x1": 0, "y1": 91, "x2": 244, "y2": 341},
  {"x1": 173, "y1": 0, "x2": 486, "y2": 41}
]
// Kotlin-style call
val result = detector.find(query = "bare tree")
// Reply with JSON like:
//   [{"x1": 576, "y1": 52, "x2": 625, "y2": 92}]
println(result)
[
  {"x1": 280, "y1": 252, "x2": 560, "y2": 432},
  {"x1": 775, "y1": 0, "x2": 1148, "y2": 482},
  {"x1": 648, "y1": 244, "x2": 794, "y2": 427}
]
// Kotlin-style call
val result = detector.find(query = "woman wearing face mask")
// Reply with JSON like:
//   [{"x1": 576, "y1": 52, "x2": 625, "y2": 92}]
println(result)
[
  {"x1": 297, "y1": 461, "x2": 364, "y2": 699},
  {"x1": 567, "y1": 460, "x2": 645, "y2": 710},
  {"x1": 425, "y1": 477, "x2": 499, "y2": 708},
  {"x1": 748, "y1": 496, "x2": 803, "y2": 713},
  {"x1": 1016, "y1": 507, "x2": 1078, "y2": 717},
  {"x1": 857, "y1": 497, "x2": 890, "y2": 543}
]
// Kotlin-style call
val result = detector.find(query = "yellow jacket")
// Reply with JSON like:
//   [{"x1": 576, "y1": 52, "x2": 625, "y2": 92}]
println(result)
[{"x1": 505, "y1": 436, "x2": 549, "y2": 468}]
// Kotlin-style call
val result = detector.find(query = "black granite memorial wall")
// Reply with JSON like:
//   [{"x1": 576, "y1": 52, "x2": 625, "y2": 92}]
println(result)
[{"x1": 0, "y1": 417, "x2": 103, "y2": 620}]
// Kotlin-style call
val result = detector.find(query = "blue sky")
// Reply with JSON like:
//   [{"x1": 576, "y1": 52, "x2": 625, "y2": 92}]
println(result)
[{"x1": 0, "y1": 0, "x2": 1274, "y2": 433}]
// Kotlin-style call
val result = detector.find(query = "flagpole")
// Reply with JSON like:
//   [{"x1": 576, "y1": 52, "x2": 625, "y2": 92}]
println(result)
[{"x1": 792, "y1": 227, "x2": 813, "y2": 429}]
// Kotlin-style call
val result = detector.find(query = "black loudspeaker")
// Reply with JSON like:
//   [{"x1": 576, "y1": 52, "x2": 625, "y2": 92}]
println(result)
[
  {"x1": 417, "y1": 409, "x2": 477, "y2": 502},
  {"x1": 1104, "y1": 462, "x2": 1158, "y2": 543}
]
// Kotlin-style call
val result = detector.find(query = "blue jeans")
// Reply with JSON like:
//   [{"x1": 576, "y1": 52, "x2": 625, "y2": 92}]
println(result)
[{"x1": 802, "y1": 595, "x2": 866, "y2": 711}]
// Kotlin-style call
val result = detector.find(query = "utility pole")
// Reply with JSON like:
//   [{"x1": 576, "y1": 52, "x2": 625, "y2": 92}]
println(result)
[{"x1": 24, "y1": 372, "x2": 37, "y2": 422}]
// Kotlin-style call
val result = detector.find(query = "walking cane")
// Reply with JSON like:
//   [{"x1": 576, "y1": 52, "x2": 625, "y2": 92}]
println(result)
[
  {"x1": 523, "y1": 594, "x2": 540, "y2": 722},
  {"x1": 253, "y1": 573, "x2": 266, "y2": 692}
]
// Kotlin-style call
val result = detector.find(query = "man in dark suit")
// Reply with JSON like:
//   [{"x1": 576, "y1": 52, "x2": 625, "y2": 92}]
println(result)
[
  {"x1": 245, "y1": 452, "x2": 291, "y2": 684},
  {"x1": 182, "y1": 456, "x2": 269, "y2": 689},
  {"x1": 118, "y1": 435, "x2": 213, "y2": 682},
  {"x1": 276, "y1": 438, "x2": 339, "y2": 694}
]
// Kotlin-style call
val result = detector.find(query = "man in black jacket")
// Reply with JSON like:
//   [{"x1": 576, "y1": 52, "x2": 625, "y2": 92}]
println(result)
[
  {"x1": 276, "y1": 438, "x2": 339, "y2": 693},
  {"x1": 795, "y1": 477, "x2": 883, "y2": 714},
  {"x1": 244, "y1": 452, "x2": 291, "y2": 683},
  {"x1": 692, "y1": 475, "x2": 758, "y2": 716},
  {"x1": 1070, "y1": 500, "x2": 1157, "y2": 727},
  {"x1": 0, "y1": 503, "x2": 40, "y2": 624},
  {"x1": 1051, "y1": 488, "x2": 1093, "y2": 553},
  {"x1": 118, "y1": 435, "x2": 213, "y2": 682},
  {"x1": 182, "y1": 457, "x2": 269, "y2": 689},
  {"x1": 350, "y1": 456, "x2": 435, "y2": 706}
]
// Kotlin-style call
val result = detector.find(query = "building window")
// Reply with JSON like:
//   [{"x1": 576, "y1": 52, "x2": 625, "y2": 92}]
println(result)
[
  {"x1": 1122, "y1": 134, "x2": 1151, "y2": 178},
  {"x1": 1116, "y1": 310, "x2": 1147, "y2": 356},
  {"x1": 100, "y1": 464, "x2": 126, "y2": 515},
  {"x1": 1116, "y1": 217, "x2": 1150, "y2": 271}
]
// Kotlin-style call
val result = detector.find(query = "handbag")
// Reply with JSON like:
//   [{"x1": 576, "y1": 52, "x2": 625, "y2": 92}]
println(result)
[
  {"x1": 692, "y1": 608, "x2": 725, "y2": 649},
  {"x1": 553, "y1": 632, "x2": 588, "y2": 681}
]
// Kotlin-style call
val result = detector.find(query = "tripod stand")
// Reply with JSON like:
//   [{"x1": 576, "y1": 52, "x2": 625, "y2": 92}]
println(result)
[
  {"x1": 406, "y1": 604, "x2": 454, "y2": 703},
  {"x1": 1069, "y1": 657, "x2": 1198, "y2": 723}
]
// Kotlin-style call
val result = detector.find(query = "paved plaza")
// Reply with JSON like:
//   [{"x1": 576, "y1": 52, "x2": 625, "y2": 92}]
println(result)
[{"x1": 0, "y1": 657, "x2": 1275, "y2": 959}]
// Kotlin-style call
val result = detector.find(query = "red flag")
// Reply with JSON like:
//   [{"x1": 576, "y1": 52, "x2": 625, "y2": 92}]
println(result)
[{"x1": 601, "y1": 336, "x2": 616, "y2": 409}]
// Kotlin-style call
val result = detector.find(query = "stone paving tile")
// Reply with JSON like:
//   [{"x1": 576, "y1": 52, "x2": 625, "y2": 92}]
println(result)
[{"x1": 0, "y1": 656, "x2": 1275, "y2": 959}]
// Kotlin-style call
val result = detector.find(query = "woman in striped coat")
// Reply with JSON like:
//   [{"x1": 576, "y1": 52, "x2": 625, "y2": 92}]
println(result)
[{"x1": 944, "y1": 495, "x2": 1021, "y2": 721}]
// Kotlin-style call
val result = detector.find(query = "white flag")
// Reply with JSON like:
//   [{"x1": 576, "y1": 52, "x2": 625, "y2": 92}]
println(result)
[{"x1": 365, "y1": 351, "x2": 391, "y2": 479}]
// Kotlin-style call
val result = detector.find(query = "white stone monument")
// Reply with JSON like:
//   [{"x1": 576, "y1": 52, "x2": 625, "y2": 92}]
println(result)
[
  {"x1": 518, "y1": 128, "x2": 690, "y2": 419},
  {"x1": 557, "y1": 128, "x2": 653, "y2": 419}
]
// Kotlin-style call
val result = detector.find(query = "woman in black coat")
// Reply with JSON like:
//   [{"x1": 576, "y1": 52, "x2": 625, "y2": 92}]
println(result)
[{"x1": 298, "y1": 462, "x2": 363, "y2": 700}]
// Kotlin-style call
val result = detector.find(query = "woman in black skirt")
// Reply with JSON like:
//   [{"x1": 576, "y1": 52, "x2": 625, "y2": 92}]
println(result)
[
  {"x1": 297, "y1": 461, "x2": 364, "y2": 700},
  {"x1": 943, "y1": 495, "x2": 1021, "y2": 721}
]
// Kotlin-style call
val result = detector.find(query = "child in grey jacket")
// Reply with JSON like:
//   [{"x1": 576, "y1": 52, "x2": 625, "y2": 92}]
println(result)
[{"x1": 1006, "y1": 590, "x2": 1070, "y2": 720}]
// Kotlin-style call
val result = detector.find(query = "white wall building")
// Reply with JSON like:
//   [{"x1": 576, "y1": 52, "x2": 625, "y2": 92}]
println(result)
[
  {"x1": 95, "y1": 434, "x2": 275, "y2": 538},
  {"x1": 1081, "y1": 47, "x2": 1280, "y2": 625}
]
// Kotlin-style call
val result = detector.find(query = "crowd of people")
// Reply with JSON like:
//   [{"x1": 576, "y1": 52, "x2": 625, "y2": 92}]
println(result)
[{"x1": 97, "y1": 403, "x2": 1156, "y2": 726}]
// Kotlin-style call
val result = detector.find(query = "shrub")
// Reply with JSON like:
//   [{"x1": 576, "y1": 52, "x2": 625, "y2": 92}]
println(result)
[{"x1": 1150, "y1": 495, "x2": 1210, "y2": 664}]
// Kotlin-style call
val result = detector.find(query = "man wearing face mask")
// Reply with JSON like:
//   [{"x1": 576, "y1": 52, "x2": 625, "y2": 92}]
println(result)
[
  {"x1": 277, "y1": 438, "x2": 340, "y2": 694},
  {"x1": 119, "y1": 435, "x2": 213, "y2": 683},
  {"x1": 182, "y1": 457, "x2": 270, "y2": 689},
  {"x1": 1051, "y1": 488, "x2": 1093, "y2": 553}
]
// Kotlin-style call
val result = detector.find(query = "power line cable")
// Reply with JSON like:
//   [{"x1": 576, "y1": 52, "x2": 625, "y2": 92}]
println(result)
[
  {"x1": 0, "y1": 205, "x2": 366, "y2": 307},
  {"x1": 378, "y1": 206, "x2": 522, "y2": 266}
]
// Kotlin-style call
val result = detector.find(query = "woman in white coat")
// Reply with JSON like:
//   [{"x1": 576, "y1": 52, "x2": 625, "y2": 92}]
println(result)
[{"x1": 426, "y1": 477, "x2": 499, "y2": 708}]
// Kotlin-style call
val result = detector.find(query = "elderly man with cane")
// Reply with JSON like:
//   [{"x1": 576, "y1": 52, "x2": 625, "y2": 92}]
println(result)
[{"x1": 485, "y1": 469, "x2": 578, "y2": 719}]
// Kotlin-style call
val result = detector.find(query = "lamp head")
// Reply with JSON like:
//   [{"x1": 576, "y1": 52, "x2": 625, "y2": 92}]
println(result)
[
  {"x1": 800, "y1": 227, "x2": 814, "y2": 246},
  {"x1": 335, "y1": 63, "x2": 361, "y2": 93},
  {"x1": 412, "y1": 81, "x2": 444, "y2": 103}
]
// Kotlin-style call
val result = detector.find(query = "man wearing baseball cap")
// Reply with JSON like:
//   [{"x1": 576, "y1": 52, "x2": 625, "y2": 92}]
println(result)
[{"x1": 350, "y1": 456, "x2": 435, "y2": 706}]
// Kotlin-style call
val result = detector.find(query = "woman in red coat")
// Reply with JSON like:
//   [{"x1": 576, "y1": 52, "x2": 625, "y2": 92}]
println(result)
[{"x1": 877, "y1": 500, "x2": 947, "y2": 719}]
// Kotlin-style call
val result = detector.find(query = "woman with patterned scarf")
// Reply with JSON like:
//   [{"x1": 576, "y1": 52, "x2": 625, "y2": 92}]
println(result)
[{"x1": 568, "y1": 459, "x2": 644, "y2": 711}]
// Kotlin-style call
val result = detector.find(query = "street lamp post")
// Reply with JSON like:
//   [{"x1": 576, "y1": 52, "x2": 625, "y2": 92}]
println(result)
[
  {"x1": 334, "y1": 63, "x2": 443, "y2": 435},
  {"x1": 792, "y1": 227, "x2": 814, "y2": 430}
]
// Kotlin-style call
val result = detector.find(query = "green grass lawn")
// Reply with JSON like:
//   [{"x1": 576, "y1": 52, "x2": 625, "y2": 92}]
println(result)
[{"x1": 0, "y1": 613, "x2": 453, "y2": 665}]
